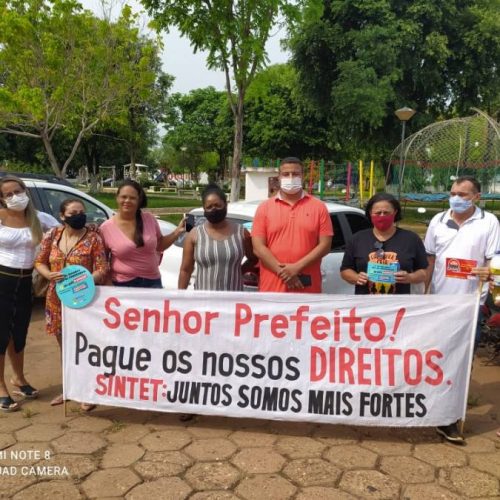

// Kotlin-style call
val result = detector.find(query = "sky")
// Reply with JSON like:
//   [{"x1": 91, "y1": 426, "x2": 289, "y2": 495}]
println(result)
[{"x1": 80, "y1": 0, "x2": 290, "y2": 94}]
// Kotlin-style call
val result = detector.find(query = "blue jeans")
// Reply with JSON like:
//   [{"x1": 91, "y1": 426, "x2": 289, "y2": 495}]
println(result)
[{"x1": 113, "y1": 277, "x2": 163, "y2": 289}]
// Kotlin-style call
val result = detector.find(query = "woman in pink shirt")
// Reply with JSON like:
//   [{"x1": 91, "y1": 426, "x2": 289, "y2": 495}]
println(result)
[{"x1": 100, "y1": 180, "x2": 184, "y2": 288}]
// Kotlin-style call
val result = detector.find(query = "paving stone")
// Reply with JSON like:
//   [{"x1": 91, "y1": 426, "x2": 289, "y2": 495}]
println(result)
[
  {"x1": 51, "y1": 432, "x2": 106, "y2": 454},
  {"x1": 126, "y1": 477, "x2": 191, "y2": 500},
  {"x1": 0, "y1": 474, "x2": 37, "y2": 498},
  {"x1": 324, "y1": 444, "x2": 378, "y2": 469},
  {"x1": 98, "y1": 407, "x2": 153, "y2": 425},
  {"x1": 282, "y1": 458, "x2": 341, "y2": 486},
  {"x1": 82, "y1": 468, "x2": 141, "y2": 498},
  {"x1": 402, "y1": 483, "x2": 463, "y2": 499},
  {"x1": 231, "y1": 447, "x2": 285, "y2": 473},
  {"x1": 190, "y1": 492, "x2": 239, "y2": 500},
  {"x1": 144, "y1": 449, "x2": 193, "y2": 465},
  {"x1": 12, "y1": 480, "x2": 82, "y2": 499},
  {"x1": 66, "y1": 416, "x2": 112, "y2": 432},
  {"x1": 0, "y1": 432, "x2": 16, "y2": 449},
  {"x1": 312, "y1": 425, "x2": 360, "y2": 446},
  {"x1": 361, "y1": 439, "x2": 413, "y2": 456},
  {"x1": 229, "y1": 430, "x2": 276, "y2": 448},
  {"x1": 267, "y1": 421, "x2": 315, "y2": 436},
  {"x1": 134, "y1": 451, "x2": 192, "y2": 479},
  {"x1": 140, "y1": 429, "x2": 191, "y2": 451},
  {"x1": 236, "y1": 474, "x2": 297, "y2": 500},
  {"x1": 296, "y1": 487, "x2": 358, "y2": 500},
  {"x1": 184, "y1": 438, "x2": 237, "y2": 461},
  {"x1": 147, "y1": 412, "x2": 189, "y2": 428},
  {"x1": 374, "y1": 427, "x2": 439, "y2": 444},
  {"x1": 380, "y1": 456, "x2": 435, "y2": 484},
  {"x1": 1, "y1": 443, "x2": 52, "y2": 466},
  {"x1": 340, "y1": 470, "x2": 400, "y2": 499},
  {"x1": 193, "y1": 416, "x2": 239, "y2": 431},
  {"x1": 15, "y1": 424, "x2": 64, "y2": 442},
  {"x1": 185, "y1": 462, "x2": 240, "y2": 490},
  {"x1": 0, "y1": 416, "x2": 31, "y2": 433},
  {"x1": 105, "y1": 423, "x2": 150, "y2": 443},
  {"x1": 413, "y1": 443, "x2": 467, "y2": 467},
  {"x1": 463, "y1": 436, "x2": 497, "y2": 453},
  {"x1": 101, "y1": 443, "x2": 145, "y2": 468},
  {"x1": 275, "y1": 436, "x2": 325, "y2": 459},
  {"x1": 438, "y1": 466, "x2": 499, "y2": 497},
  {"x1": 29, "y1": 409, "x2": 74, "y2": 425},
  {"x1": 188, "y1": 425, "x2": 232, "y2": 438},
  {"x1": 35, "y1": 454, "x2": 96, "y2": 479},
  {"x1": 469, "y1": 452, "x2": 500, "y2": 479}
]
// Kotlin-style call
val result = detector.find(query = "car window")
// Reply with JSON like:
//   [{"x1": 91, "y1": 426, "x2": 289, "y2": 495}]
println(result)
[
  {"x1": 40, "y1": 187, "x2": 109, "y2": 225},
  {"x1": 345, "y1": 213, "x2": 371, "y2": 235},
  {"x1": 330, "y1": 214, "x2": 345, "y2": 251}
]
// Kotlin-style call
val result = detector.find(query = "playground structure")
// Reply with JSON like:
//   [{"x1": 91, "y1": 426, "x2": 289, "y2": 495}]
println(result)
[
  {"x1": 242, "y1": 157, "x2": 383, "y2": 204},
  {"x1": 386, "y1": 109, "x2": 500, "y2": 196}
]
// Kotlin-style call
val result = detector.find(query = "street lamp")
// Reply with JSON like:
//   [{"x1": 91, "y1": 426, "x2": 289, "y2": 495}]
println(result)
[{"x1": 395, "y1": 106, "x2": 416, "y2": 200}]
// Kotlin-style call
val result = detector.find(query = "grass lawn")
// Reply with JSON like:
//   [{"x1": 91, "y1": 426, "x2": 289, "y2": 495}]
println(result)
[
  {"x1": 160, "y1": 214, "x2": 183, "y2": 225},
  {"x1": 90, "y1": 192, "x2": 202, "y2": 209}
]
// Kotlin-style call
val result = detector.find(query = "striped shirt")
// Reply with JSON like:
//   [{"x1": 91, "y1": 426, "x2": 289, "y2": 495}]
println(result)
[{"x1": 194, "y1": 222, "x2": 245, "y2": 291}]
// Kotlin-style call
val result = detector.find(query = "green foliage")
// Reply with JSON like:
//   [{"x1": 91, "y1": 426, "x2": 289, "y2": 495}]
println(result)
[
  {"x1": 142, "y1": 0, "x2": 302, "y2": 200},
  {"x1": 289, "y1": 0, "x2": 500, "y2": 159},
  {"x1": 244, "y1": 63, "x2": 330, "y2": 157},
  {"x1": 0, "y1": 0, "x2": 171, "y2": 177},
  {"x1": 162, "y1": 87, "x2": 232, "y2": 179}
]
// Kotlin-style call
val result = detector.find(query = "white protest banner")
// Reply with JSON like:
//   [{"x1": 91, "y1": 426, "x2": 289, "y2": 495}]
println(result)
[{"x1": 62, "y1": 287, "x2": 478, "y2": 426}]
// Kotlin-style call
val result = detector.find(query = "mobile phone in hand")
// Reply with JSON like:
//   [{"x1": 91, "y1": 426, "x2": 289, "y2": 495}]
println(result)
[
  {"x1": 185, "y1": 214, "x2": 195, "y2": 232},
  {"x1": 298, "y1": 274, "x2": 312, "y2": 287}
]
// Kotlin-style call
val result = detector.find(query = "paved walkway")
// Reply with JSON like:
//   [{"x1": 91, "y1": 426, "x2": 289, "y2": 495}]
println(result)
[{"x1": 0, "y1": 301, "x2": 499, "y2": 499}]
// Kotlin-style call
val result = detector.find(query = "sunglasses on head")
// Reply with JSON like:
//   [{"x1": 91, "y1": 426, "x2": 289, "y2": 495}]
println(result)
[{"x1": 374, "y1": 241, "x2": 385, "y2": 259}]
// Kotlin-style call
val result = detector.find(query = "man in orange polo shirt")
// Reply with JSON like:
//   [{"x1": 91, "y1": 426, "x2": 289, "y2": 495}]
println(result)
[{"x1": 252, "y1": 157, "x2": 333, "y2": 293}]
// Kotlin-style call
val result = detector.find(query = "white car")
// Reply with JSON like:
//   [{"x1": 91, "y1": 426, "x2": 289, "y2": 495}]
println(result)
[
  {"x1": 10, "y1": 175, "x2": 175, "y2": 232},
  {"x1": 161, "y1": 199, "x2": 371, "y2": 293},
  {"x1": 9, "y1": 174, "x2": 370, "y2": 292}
]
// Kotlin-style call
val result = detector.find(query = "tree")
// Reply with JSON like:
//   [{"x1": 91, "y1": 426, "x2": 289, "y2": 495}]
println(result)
[
  {"x1": 244, "y1": 63, "x2": 329, "y2": 158},
  {"x1": 0, "y1": 0, "x2": 165, "y2": 178},
  {"x1": 142, "y1": 0, "x2": 301, "y2": 200},
  {"x1": 289, "y1": 0, "x2": 500, "y2": 161},
  {"x1": 163, "y1": 87, "x2": 233, "y2": 181},
  {"x1": 107, "y1": 37, "x2": 174, "y2": 179}
]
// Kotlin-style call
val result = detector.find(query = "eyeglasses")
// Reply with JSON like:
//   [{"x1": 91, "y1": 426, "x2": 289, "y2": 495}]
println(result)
[{"x1": 374, "y1": 241, "x2": 385, "y2": 259}]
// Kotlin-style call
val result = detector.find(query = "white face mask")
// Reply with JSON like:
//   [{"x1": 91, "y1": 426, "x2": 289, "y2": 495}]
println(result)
[
  {"x1": 280, "y1": 176, "x2": 302, "y2": 194},
  {"x1": 5, "y1": 192, "x2": 30, "y2": 212}
]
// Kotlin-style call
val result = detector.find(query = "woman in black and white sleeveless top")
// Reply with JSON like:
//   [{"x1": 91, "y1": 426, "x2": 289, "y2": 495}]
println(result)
[{"x1": 178, "y1": 184, "x2": 256, "y2": 291}]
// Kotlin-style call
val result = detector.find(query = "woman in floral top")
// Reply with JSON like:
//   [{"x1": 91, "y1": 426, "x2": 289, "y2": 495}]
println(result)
[{"x1": 35, "y1": 199, "x2": 107, "y2": 409}]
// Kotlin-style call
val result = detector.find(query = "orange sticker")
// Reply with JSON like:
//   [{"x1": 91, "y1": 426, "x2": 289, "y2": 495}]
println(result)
[{"x1": 445, "y1": 257, "x2": 477, "y2": 279}]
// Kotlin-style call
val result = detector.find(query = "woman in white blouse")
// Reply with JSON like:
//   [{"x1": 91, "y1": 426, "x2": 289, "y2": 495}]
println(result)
[{"x1": 0, "y1": 175, "x2": 45, "y2": 411}]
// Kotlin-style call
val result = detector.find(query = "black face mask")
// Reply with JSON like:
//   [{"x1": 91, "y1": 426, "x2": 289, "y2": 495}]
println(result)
[
  {"x1": 204, "y1": 207, "x2": 227, "y2": 224},
  {"x1": 64, "y1": 212, "x2": 87, "y2": 230}
]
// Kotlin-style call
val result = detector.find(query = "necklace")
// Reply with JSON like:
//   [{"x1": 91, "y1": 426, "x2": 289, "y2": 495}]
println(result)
[{"x1": 60, "y1": 228, "x2": 85, "y2": 256}]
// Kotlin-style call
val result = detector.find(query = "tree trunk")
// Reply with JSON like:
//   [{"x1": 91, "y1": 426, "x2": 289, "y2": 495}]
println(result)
[
  {"x1": 41, "y1": 131, "x2": 62, "y2": 178},
  {"x1": 129, "y1": 148, "x2": 136, "y2": 180},
  {"x1": 89, "y1": 155, "x2": 99, "y2": 194},
  {"x1": 230, "y1": 92, "x2": 245, "y2": 202}
]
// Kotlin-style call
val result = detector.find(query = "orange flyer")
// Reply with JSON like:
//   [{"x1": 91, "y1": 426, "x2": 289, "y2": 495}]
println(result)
[{"x1": 445, "y1": 257, "x2": 477, "y2": 279}]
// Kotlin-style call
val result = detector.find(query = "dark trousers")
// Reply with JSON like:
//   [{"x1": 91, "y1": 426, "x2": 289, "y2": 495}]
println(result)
[{"x1": 0, "y1": 271, "x2": 33, "y2": 354}]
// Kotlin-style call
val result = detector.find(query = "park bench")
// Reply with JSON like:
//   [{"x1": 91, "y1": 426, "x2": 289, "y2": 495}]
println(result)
[{"x1": 159, "y1": 187, "x2": 178, "y2": 194}]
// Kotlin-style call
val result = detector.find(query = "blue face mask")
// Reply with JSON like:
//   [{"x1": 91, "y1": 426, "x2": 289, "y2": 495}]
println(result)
[{"x1": 449, "y1": 195, "x2": 473, "y2": 213}]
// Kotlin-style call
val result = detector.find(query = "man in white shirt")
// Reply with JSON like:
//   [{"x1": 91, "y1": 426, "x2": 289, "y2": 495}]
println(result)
[{"x1": 424, "y1": 175, "x2": 500, "y2": 444}]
